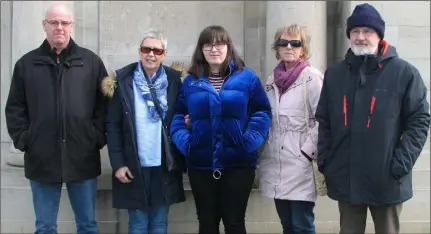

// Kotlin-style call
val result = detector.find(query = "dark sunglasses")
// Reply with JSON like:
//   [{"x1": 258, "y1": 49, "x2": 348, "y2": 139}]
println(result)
[
  {"x1": 277, "y1": 39, "x2": 302, "y2": 48},
  {"x1": 140, "y1": 46, "x2": 164, "y2": 55}
]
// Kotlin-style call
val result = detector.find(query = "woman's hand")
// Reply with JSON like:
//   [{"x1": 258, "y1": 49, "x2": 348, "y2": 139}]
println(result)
[
  {"x1": 185, "y1": 114, "x2": 191, "y2": 129},
  {"x1": 115, "y1": 166, "x2": 134, "y2": 183}
]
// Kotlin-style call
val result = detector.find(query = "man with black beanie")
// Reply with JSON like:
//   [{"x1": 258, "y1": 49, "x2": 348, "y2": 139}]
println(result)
[{"x1": 315, "y1": 3, "x2": 430, "y2": 234}]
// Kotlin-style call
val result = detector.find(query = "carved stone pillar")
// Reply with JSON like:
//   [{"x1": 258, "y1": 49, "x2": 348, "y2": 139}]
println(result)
[
  {"x1": 73, "y1": 1, "x2": 98, "y2": 53},
  {"x1": 244, "y1": 1, "x2": 267, "y2": 80},
  {"x1": 6, "y1": 144, "x2": 24, "y2": 167},
  {"x1": 1, "y1": 1, "x2": 12, "y2": 144},
  {"x1": 334, "y1": 1, "x2": 352, "y2": 61},
  {"x1": 5, "y1": 1, "x2": 47, "y2": 168}
]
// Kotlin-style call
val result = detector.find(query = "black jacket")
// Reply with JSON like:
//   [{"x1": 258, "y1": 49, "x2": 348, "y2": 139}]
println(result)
[
  {"x1": 103, "y1": 62, "x2": 185, "y2": 210},
  {"x1": 316, "y1": 41, "x2": 431, "y2": 206},
  {"x1": 5, "y1": 39, "x2": 108, "y2": 183}
]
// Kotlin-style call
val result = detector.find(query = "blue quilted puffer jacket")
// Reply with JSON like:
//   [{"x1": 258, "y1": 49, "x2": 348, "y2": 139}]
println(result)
[{"x1": 170, "y1": 60, "x2": 272, "y2": 171}]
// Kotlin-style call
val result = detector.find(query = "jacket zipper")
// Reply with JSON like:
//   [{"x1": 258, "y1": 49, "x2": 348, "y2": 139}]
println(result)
[
  {"x1": 118, "y1": 82, "x2": 140, "y2": 162},
  {"x1": 118, "y1": 81, "x2": 149, "y2": 198},
  {"x1": 56, "y1": 56, "x2": 66, "y2": 182},
  {"x1": 35, "y1": 56, "x2": 65, "y2": 181},
  {"x1": 212, "y1": 66, "x2": 233, "y2": 173},
  {"x1": 219, "y1": 66, "x2": 232, "y2": 92}
]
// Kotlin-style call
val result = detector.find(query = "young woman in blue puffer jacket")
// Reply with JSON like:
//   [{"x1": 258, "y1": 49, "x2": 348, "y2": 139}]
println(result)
[{"x1": 170, "y1": 25, "x2": 272, "y2": 234}]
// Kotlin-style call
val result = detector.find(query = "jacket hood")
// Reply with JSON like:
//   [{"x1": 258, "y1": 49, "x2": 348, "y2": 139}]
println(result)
[
  {"x1": 377, "y1": 40, "x2": 398, "y2": 62},
  {"x1": 101, "y1": 62, "x2": 135, "y2": 99},
  {"x1": 101, "y1": 74, "x2": 118, "y2": 99},
  {"x1": 101, "y1": 61, "x2": 187, "y2": 98}
]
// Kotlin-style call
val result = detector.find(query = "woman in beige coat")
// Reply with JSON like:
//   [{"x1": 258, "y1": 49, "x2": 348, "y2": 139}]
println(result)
[{"x1": 259, "y1": 24, "x2": 323, "y2": 234}]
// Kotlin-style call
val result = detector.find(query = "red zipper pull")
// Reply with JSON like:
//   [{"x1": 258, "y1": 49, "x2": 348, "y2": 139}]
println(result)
[
  {"x1": 343, "y1": 95, "x2": 347, "y2": 126},
  {"x1": 370, "y1": 96, "x2": 376, "y2": 114},
  {"x1": 367, "y1": 96, "x2": 376, "y2": 128}
]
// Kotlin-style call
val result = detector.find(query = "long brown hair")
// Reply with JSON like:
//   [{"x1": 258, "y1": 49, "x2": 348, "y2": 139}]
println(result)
[{"x1": 188, "y1": 25, "x2": 244, "y2": 78}]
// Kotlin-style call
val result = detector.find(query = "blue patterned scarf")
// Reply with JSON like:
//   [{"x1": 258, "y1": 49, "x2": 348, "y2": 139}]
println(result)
[{"x1": 133, "y1": 62, "x2": 168, "y2": 122}]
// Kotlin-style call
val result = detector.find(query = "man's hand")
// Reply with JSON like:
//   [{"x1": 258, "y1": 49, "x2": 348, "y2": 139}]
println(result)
[
  {"x1": 115, "y1": 166, "x2": 134, "y2": 183},
  {"x1": 185, "y1": 114, "x2": 191, "y2": 129}
]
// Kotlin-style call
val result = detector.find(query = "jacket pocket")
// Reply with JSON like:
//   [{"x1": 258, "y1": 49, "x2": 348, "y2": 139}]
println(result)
[
  {"x1": 218, "y1": 119, "x2": 251, "y2": 165},
  {"x1": 222, "y1": 119, "x2": 246, "y2": 150},
  {"x1": 90, "y1": 122, "x2": 105, "y2": 149},
  {"x1": 379, "y1": 154, "x2": 404, "y2": 202},
  {"x1": 24, "y1": 124, "x2": 41, "y2": 151},
  {"x1": 390, "y1": 156, "x2": 408, "y2": 180},
  {"x1": 293, "y1": 148, "x2": 312, "y2": 165},
  {"x1": 67, "y1": 118, "x2": 98, "y2": 152},
  {"x1": 86, "y1": 121, "x2": 99, "y2": 149},
  {"x1": 280, "y1": 133, "x2": 311, "y2": 169},
  {"x1": 373, "y1": 89, "x2": 397, "y2": 118},
  {"x1": 16, "y1": 128, "x2": 31, "y2": 152}
]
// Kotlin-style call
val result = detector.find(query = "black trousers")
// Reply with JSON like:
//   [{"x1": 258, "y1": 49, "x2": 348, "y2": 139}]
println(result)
[{"x1": 188, "y1": 167, "x2": 255, "y2": 234}]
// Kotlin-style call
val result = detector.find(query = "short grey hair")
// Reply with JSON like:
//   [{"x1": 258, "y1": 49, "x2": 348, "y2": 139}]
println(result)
[
  {"x1": 140, "y1": 29, "x2": 168, "y2": 50},
  {"x1": 45, "y1": 2, "x2": 74, "y2": 21}
]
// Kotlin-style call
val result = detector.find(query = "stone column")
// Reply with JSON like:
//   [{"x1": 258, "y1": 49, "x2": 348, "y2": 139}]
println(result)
[
  {"x1": 4, "y1": 1, "x2": 74, "y2": 167},
  {"x1": 1, "y1": 1, "x2": 13, "y2": 145},
  {"x1": 336, "y1": 1, "x2": 352, "y2": 60},
  {"x1": 243, "y1": 1, "x2": 267, "y2": 190},
  {"x1": 73, "y1": 1, "x2": 99, "y2": 54},
  {"x1": 264, "y1": 1, "x2": 327, "y2": 79},
  {"x1": 243, "y1": 1, "x2": 267, "y2": 80}
]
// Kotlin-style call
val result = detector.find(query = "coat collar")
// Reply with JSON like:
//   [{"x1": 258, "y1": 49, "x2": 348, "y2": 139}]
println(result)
[
  {"x1": 33, "y1": 38, "x2": 84, "y2": 63},
  {"x1": 115, "y1": 62, "x2": 180, "y2": 123},
  {"x1": 40, "y1": 38, "x2": 78, "y2": 56}
]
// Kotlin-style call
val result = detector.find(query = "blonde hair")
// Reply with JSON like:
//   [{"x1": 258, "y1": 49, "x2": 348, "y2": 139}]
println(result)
[{"x1": 271, "y1": 24, "x2": 311, "y2": 60}]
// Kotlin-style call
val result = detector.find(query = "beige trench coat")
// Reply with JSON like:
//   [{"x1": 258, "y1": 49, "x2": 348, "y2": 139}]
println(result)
[{"x1": 259, "y1": 66, "x2": 323, "y2": 202}]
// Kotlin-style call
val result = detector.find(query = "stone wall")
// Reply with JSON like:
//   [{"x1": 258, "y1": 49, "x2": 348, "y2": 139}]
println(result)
[{"x1": 97, "y1": 1, "x2": 245, "y2": 73}]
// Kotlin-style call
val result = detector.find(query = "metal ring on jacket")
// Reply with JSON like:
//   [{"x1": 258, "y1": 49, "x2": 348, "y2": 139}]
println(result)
[{"x1": 213, "y1": 170, "x2": 221, "y2": 180}]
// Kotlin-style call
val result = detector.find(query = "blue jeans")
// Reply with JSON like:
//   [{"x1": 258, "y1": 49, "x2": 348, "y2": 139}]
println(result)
[
  {"x1": 30, "y1": 178, "x2": 98, "y2": 234},
  {"x1": 274, "y1": 199, "x2": 316, "y2": 234},
  {"x1": 128, "y1": 205, "x2": 169, "y2": 234}
]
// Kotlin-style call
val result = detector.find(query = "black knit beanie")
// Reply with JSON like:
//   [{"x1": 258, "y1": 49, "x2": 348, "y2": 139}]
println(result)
[{"x1": 346, "y1": 3, "x2": 385, "y2": 39}]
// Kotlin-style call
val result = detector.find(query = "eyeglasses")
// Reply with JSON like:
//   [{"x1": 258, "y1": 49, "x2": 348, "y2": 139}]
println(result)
[
  {"x1": 350, "y1": 28, "x2": 375, "y2": 37},
  {"x1": 202, "y1": 43, "x2": 226, "y2": 51},
  {"x1": 140, "y1": 46, "x2": 164, "y2": 56},
  {"x1": 277, "y1": 39, "x2": 302, "y2": 48},
  {"x1": 44, "y1": 19, "x2": 73, "y2": 27}
]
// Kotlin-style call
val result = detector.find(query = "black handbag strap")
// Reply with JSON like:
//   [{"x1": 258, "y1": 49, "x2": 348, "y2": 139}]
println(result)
[{"x1": 142, "y1": 72, "x2": 166, "y2": 124}]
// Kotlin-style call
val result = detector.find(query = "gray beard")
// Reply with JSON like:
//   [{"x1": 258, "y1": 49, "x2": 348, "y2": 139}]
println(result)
[{"x1": 350, "y1": 43, "x2": 378, "y2": 56}]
